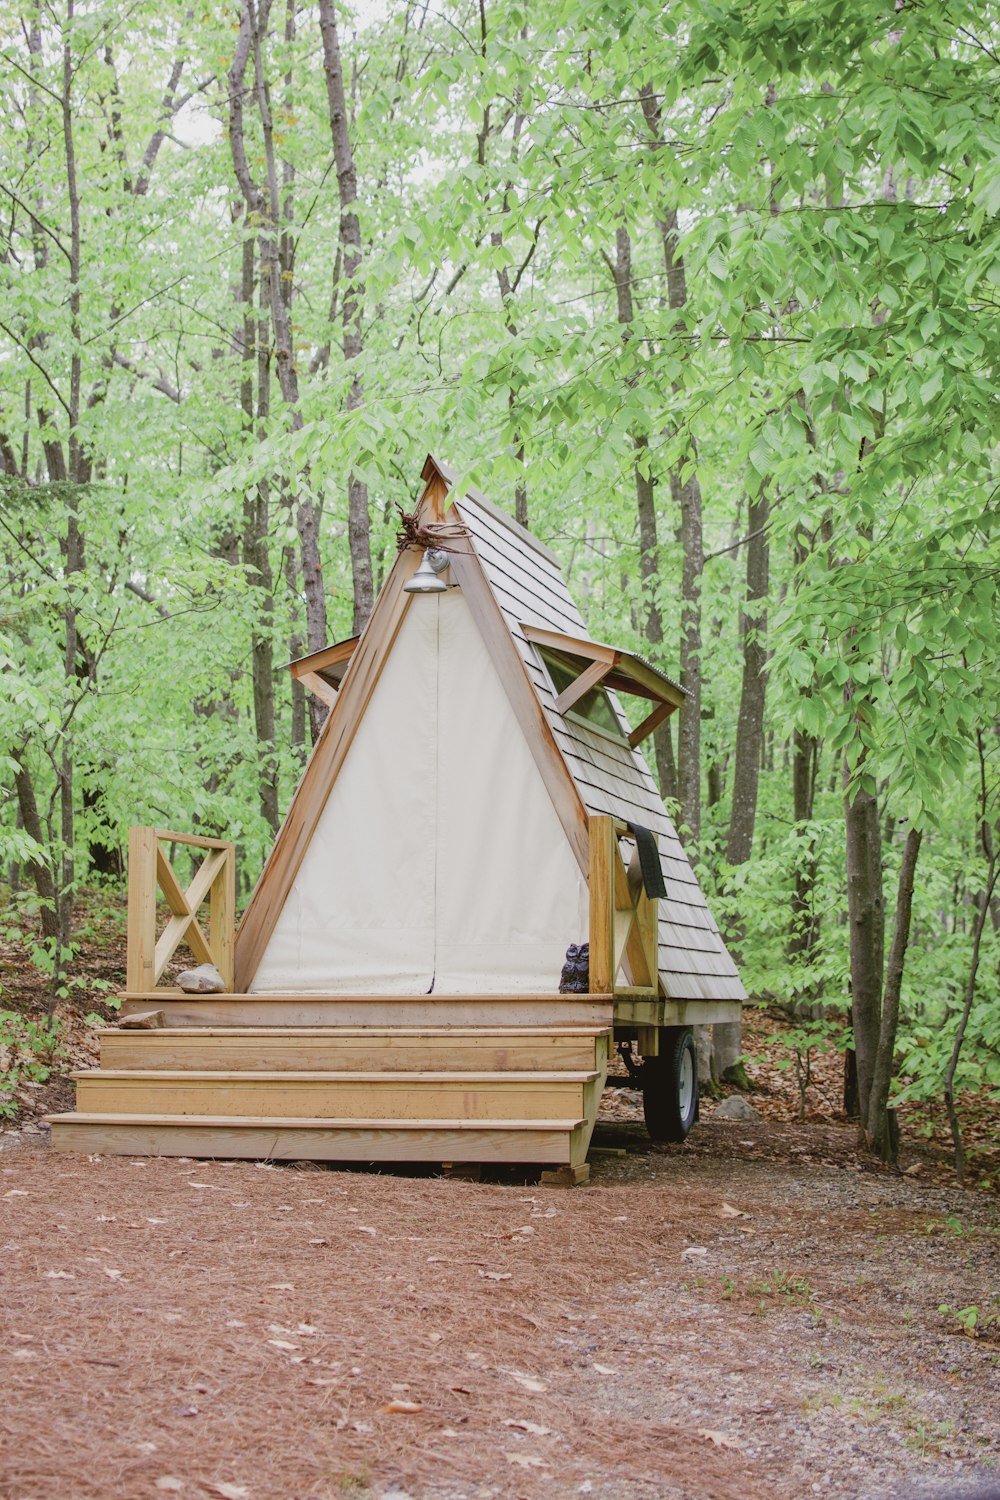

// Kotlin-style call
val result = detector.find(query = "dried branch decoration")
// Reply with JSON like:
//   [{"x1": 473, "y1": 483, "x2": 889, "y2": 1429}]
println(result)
[{"x1": 394, "y1": 503, "x2": 469, "y2": 555}]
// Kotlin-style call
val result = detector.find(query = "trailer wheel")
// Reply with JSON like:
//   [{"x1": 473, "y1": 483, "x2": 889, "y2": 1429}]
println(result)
[{"x1": 642, "y1": 1027, "x2": 698, "y2": 1143}]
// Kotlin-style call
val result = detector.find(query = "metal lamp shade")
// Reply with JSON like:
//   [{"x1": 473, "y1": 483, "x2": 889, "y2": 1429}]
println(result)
[{"x1": 404, "y1": 548, "x2": 450, "y2": 594}]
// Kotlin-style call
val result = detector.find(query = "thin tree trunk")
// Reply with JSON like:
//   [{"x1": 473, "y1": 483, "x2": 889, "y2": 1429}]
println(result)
[
  {"x1": 726, "y1": 488, "x2": 770, "y2": 869},
  {"x1": 317, "y1": 0, "x2": 374, "y2": 630},
  {"x1": 13, "y1": 750, "x2": 60, "y2": 941},
  {"x1": 229, "y1": 0, "x2": 328, "y2": 740},
  {"x1": 866, "y1": 825, "x2": 922, "y2": 1161},
  {"x1": 715, "y1": 487, "x2": 770, "y2": 1075},
  {"x1": 639, "y1": 90, "x2": 704, "y2": 846},
  {"x1": 789, "y1": 727, "x2": 821, "y2": 963},
  {"x1": 239, "y1": 235, "x2": 279, "y2": 833},
  {"x1": 944, "y1": 734, "x2": 999, "y2": 1182},
  {"x1": 607, "y1": 226, "x2": 676, "y2": 800},
  {"x1": 843, "y1": 767, "x2": 885, "y2": 1126}
]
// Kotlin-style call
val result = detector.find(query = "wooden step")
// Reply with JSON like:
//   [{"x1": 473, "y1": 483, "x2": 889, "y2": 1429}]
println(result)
[
  {"x1": 47, "y1": 1113, "x2": 588, "y2": 1164},
  {"x1": 72, "y1": 1069, "x2": 598, "y2": 1122},
  {"x1": 99, "y1": 1026, "x2": 610, "y2": 1073},
  {"x1": 118, "y1": 993, "x2": 615, "y2": 1030}
]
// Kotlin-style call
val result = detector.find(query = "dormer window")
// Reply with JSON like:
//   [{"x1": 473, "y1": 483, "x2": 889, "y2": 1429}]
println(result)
[{"x1": 537, "y1": 646, "x2": 626, "y2": 742}]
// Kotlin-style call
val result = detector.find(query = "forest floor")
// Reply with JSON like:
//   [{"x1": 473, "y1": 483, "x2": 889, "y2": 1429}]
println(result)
[{"x1": 1, "y1": 896, "x2": 1000, "y2": 1499}]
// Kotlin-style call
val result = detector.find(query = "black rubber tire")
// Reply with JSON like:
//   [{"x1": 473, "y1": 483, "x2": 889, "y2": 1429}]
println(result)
[{"x1": 642, "y1": 1027, "x2": 699, "y2": 1143}]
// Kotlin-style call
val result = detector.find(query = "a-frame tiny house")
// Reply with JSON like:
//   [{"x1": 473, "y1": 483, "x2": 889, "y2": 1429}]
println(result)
[{"x1": 50, "y1": 458, "x2": 744, "y2": 1177}]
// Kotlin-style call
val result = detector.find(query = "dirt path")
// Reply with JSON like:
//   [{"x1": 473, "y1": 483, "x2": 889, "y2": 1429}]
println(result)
[{"x1": 2, "y1": 1117, "x2": 998, "y2": 1500}]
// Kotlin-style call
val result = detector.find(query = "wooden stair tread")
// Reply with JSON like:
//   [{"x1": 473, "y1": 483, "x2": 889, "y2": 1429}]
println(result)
[
  {"x1": 75, "y1": 1068, "x2": 598, "y2": 1084},
  {"x1": 48, "y1": 1112, "x2": 586, "y2": 1131},
  {"x1": 102, "y1": 1025, "x2": 611, "y2": 1037}
]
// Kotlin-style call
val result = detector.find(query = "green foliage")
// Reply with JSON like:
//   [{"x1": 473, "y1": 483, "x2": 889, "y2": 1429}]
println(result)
[{"x1": 0, "y1": 1011, "x2": 65, "y2": 1120}]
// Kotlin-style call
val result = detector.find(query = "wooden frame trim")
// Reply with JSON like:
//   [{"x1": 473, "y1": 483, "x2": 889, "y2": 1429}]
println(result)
[
  {"x1": 627, "y1": 699, "x2": 675, "y2": 748},
  {"x1": 296, "y1": 670, "x2": 338, "y2": 709},
  {"x1": 287, "y1": 635, "x2": 360, "y2": 682},
  {"x1": 520, "y1": 623, "x2": 687, "y2": 710},
  {"x1": 588, "y1": 814, "x2": 657, "y2": 998},
  {"x1": 127, "y1": 827, "x2": 235, "y2": 993},
  {"x1": 554, "y1": 657, "x2": 613, "y2": 716},
  {"x1": 233, "y1": 477, "x2": 445, "y2": 991}
]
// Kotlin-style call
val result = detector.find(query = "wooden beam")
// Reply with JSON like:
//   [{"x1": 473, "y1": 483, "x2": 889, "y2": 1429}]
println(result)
[
  {"x1": 628, "y1": 699, "x2": 676, "y2": 748},
  {"x1": 588, "y1": 814, "x2": 614, "y2": 993},
  {"x1": 554, "y1": 657, "x2": 613, "y2": 716},
  {"x1": 521, "y1": 623, "x2": 616, "y2": 666},
  {"x1": 296, "y1": 670, "x2": 338, "y2": 708},
  {"x1": 287, "y1": 635, "x2": 359, "y2": 681},
  {"x1": 126, "y1": 826, "x2": 158, "y2": 994}
]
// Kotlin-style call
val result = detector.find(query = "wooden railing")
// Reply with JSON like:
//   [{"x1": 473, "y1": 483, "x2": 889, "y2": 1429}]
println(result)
[
  {"x1": 588, "y1": 814, "x2": 658, "y2": 997},
  {"x1": 126, "y1": 827, "x2": 236, "y2": 994}
]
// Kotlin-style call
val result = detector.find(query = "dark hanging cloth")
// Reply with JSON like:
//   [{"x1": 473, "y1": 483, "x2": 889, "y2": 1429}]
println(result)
[{"x1": 625, "y1": 822, "x2": 666, "y2": 899}]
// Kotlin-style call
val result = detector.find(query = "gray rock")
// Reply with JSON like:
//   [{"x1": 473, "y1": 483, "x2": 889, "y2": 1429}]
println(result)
[
  {"x1": 176, "y1": 963, "x2": 225, "y2": 994},
  {"x1": 714, "y1": 1094, "x2": 760, "y2": 1122}
]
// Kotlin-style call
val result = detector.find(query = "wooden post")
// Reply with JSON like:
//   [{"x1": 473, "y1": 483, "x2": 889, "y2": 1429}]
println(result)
[
  {"x1": 588, "y1": 814, "x2": 615, "y2": 993},
  {"x1": 210, "y1": 842, "x2": 236, "y2": 992},
  {"x1": 126, "y1": 826, "x2": 158, "y2": 993}
]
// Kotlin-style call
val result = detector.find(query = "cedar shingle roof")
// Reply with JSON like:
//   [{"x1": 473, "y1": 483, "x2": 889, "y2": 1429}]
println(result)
[{"x1": 433, "y1": 460, "x2": 746, "y2": 1006}]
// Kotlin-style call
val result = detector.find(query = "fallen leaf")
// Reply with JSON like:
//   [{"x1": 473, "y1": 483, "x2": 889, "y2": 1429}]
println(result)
[
  {"x1": 44, "y1": 1270, "x2": 75, "y2": 1279},
  {"x1": 479, "y1": 1271, "x2": 512, "y2": 1282},
  {"x1": 719, "y1": 1203, "x2": 748, "y2": 1219},
  {"x1": 305, "y1": 1378, "x2": 338, "y2": 1387},
  {"x1": 202, "y1": 1484, "x2": 250, "y2": 1499},
  {"x1": 103, "y1": 1267, "x2": 125, "y2": 1281},
  {"x1": 186, "y1": 1183, "x2": 229, "y2": 1191},
  {"x1": 95, "y1": 1214, "x2": 116, "y2": 1222},
  {"x1": 4, "y1": 1190, "x2": 29, "y2": 1197},
  {"x1": 155, "y1": 1480, "x2": 183, "y2": 1493},
  {"x1": 503, "y1": 1419, "x2": 551, "y2": 1436},
  {"x1": 380, "y1": 1399, "x2": 423, "y2": 1414},
  {"x1": 356, "y1": 1226, "x2": 376, "y2": 1235},
  {"x1": 509, "y1": 1373, "x2": 547, "y2": 1393},
  {"x1": 506, "y1": 1454, "x2": 547, "y2": 1469},
  {"x1": 592, "y1": 1364, "x2": 618, "y2": 1375},
  {"x1": 176, "y1": 1406, "x2": 199, "y2": 1418},
  {"x1": 428, "y1": 1332, "x2": 443, "y2": 1344},
  {"x1": 147, "y1": 1217, "x2": 166, "y2": 1224},
  {"x1": 268, "y1": 1283, "x2": 294, "y2": 1291},
  {"x1": 267, "y1": 1340, "x2": 298, "y2": 1352},
  {"x1": 697, "y1": 1428, "x2": 742, "y2": 1451},
  {"x1": 307, "y1": 1238, "x2": 329, "y2": 1246}
]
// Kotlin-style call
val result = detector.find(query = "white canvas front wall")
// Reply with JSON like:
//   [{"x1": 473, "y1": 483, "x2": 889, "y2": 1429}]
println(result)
[
  {"x1": 251, "y1": 586, "x2": 588, "y2": 995},
  {"x1": 433, "y1": 590, "x2": 588, "y2": 992},
  {"x1": 251, "y1": 599, "x2": 438, "y2": 993}
]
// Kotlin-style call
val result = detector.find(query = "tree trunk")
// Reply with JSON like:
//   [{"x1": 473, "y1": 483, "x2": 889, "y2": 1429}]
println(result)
[
  {"x1": 239, "y1": 235, "x2": 279, "y2": 833},
  {"x1": 607, "y1": 226, "x2": 676, "y2": 801},
  {"x1": 843, "y1": 768, "x2": 885, "y2": 1126},
  {"x1": 229, "y1": 0, "x2": 328, "y2": 741},
  {"x1": 715, "y1": 487, "x2": 770, "y2": 1075},
  {"x1": 865, "y1": 825, "x2": 922, "y2": 1161},
  {"x1": 317, "y1": 0, "x2": 374, "y2": 631},
  {"x1": 13, "y1": 750, "x2": 60, "y2": 942},
  {"x1": 789, "y1": 727, "x2": 821, "y2": 963},
  {"x1": 726, "y1": 488, "x2": 770, "y2": 869},
  {"x1": 638, "y1": 89, "x2": 703, "y2": 832}
]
